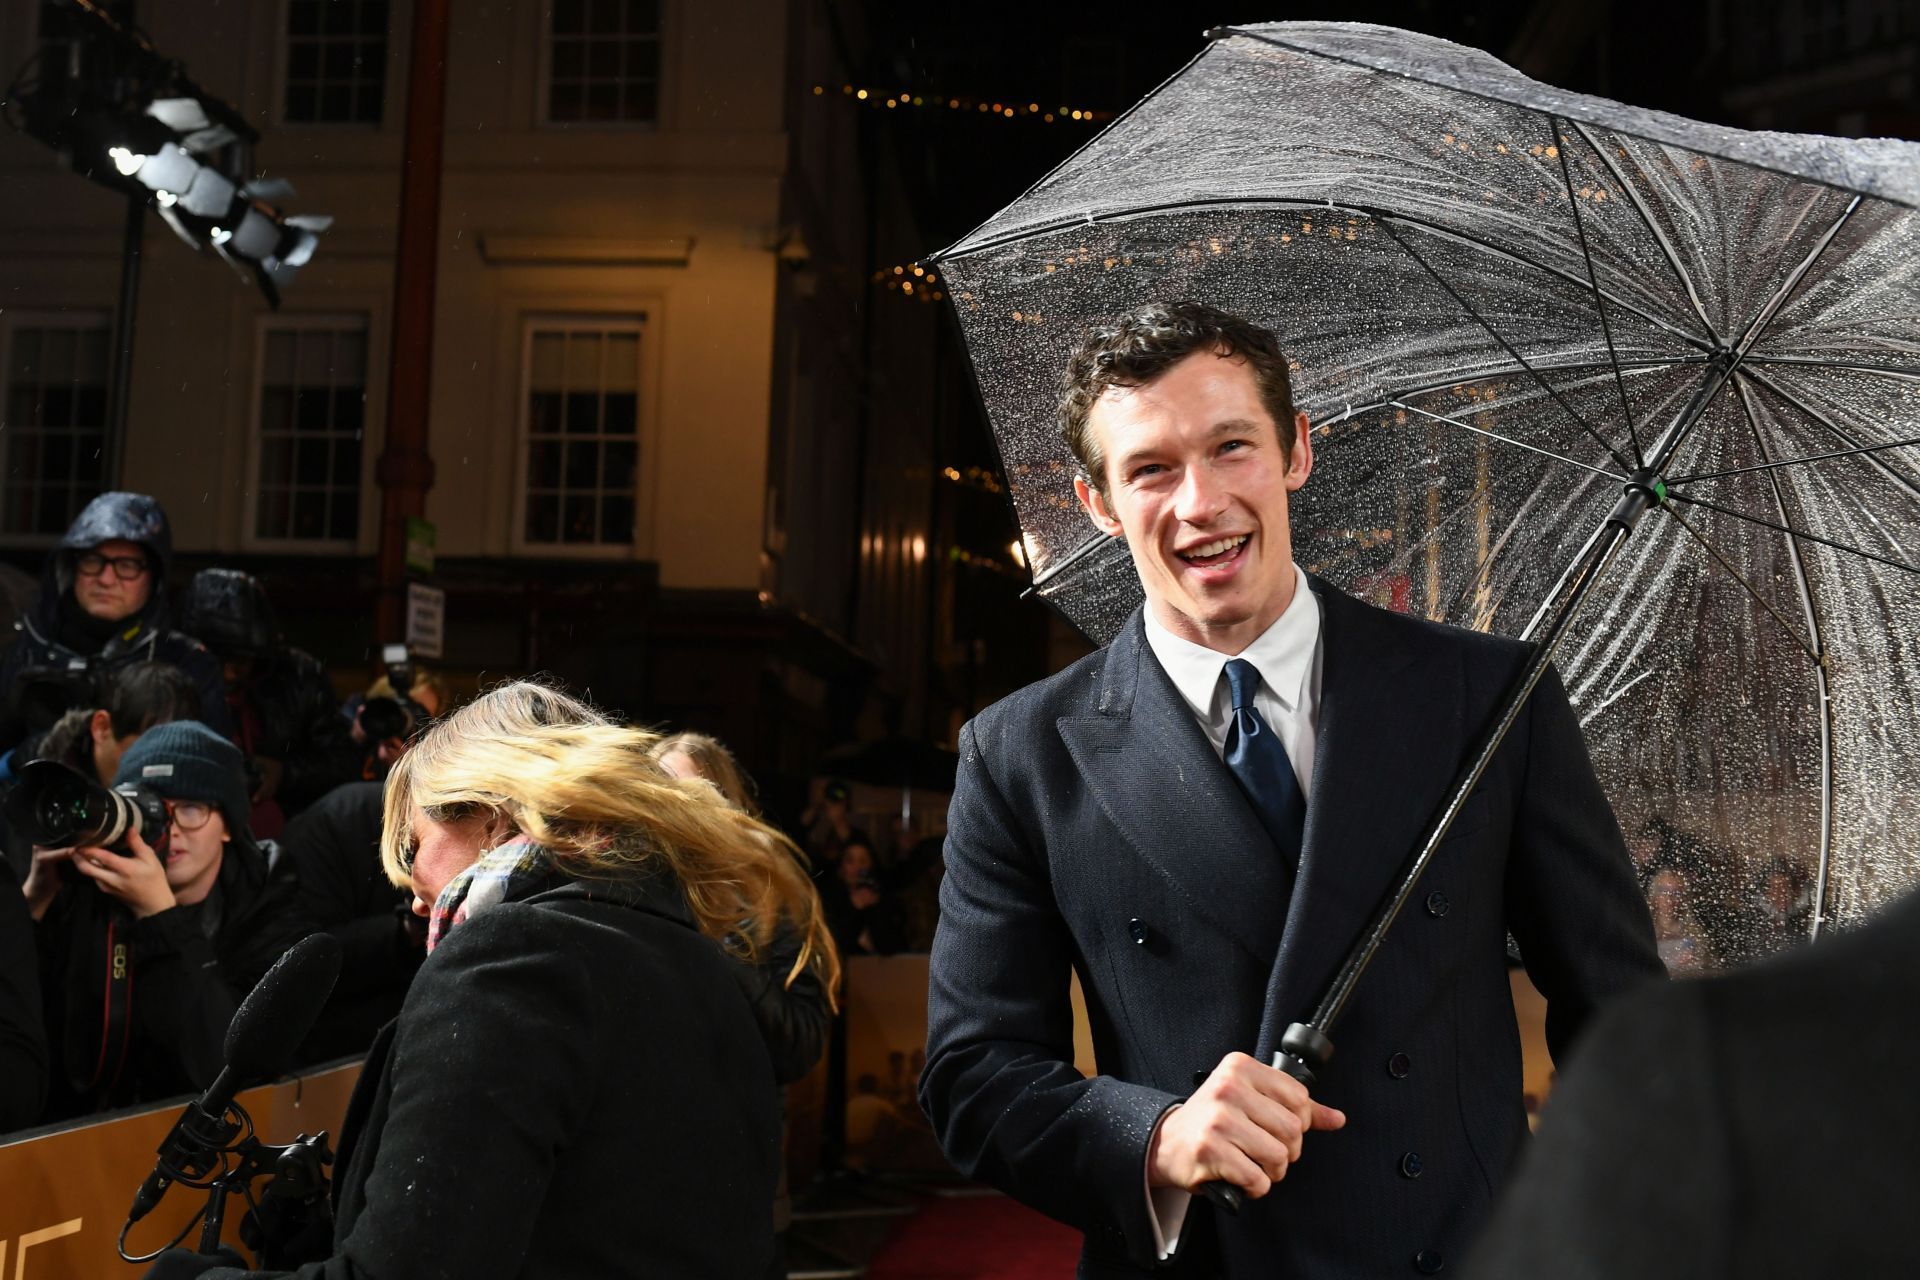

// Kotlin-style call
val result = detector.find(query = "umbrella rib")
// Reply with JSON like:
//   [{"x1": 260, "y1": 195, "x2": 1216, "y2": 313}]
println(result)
[
  {"x1": 1026, "y1": 530, "x2": 1119, "y2": 590},
  {"x1": 1563, "y1": 119, "x2": 1724, "y2": 348},
  {"x1": 1740, "y1": 354, "x2": 1920, "y2": 381},
  {"x1": 1330, "y1": 354, "x2": 1706, "y2": 424},
  {"x1": 1738, "y1": 366, "x2": 1920, "y2": 506},
  {"x1": 1664, "y1": 491, "x2": 1920, "y2": 576},
  {"x1": 1666, "y1": 433, "x2": 1920, "y2": 486},
  {"x1": 1387, "y1": 400, "x2": 1627, "y2": 480},
  {"x1": 1553, "y1": 115, "x2": 1646, "y2": 467},
  {"x1": 1375, "y1": 217, "x2": 1635, "y2": 474},
  {"x1": 1657, "y1": 502, "x2": 1820, "y2": 661},
  {"x1": 1730, "y1": 376, "x2": 1836, "y2": 940},
  {"x1": 1731, "y1": 195, "x2": 1864, "y2": 359}
]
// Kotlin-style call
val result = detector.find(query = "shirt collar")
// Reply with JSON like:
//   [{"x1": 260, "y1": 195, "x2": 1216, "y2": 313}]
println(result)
[{"x1": 1142, "y1": 567, "x2": 1323, "y2": 720}]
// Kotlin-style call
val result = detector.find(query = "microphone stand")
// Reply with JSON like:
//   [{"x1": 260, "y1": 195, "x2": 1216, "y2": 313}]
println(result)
[
  {"x1": 120, "y1": 1095, "x2": 334, "y2": 1265},
  {"x1": 195, "y1": 1109, "x2": 335, "y2": 1256}
]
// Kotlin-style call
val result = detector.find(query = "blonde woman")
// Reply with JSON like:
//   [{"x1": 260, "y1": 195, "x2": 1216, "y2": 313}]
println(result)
[
  {"x1": 650, "y1": 730, "x2": 830, "y2": 1280},
  {"x1": 152, "y1": 682, "x2": 838, "y2": 1280}
]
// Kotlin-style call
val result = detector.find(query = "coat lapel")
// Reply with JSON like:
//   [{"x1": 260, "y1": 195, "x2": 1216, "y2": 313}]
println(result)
[
  {"x1": 1254, "y1": 579, "x2": 1461, "y2": 1060},
  {"x1": 1056, "y1": 611, "x2": 1293, "y2": 967}
]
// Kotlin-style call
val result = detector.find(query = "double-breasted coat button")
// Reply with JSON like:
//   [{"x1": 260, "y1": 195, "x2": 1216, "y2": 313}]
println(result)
[
  {"x1": 1399, "y1": 1151, "x2": 1424, "y2": 1179},
  {"x1": 1128, "y1": 918, "x2": 1150, "y2": 946},
  {"x1": 1387, "y1": 1052, "x2": 1412, "y2": 1079},
  {"x1": 1424, "y1": 891, "x2": 1451, "y2": 918},
  {"x1": 1414, "y1": 1248, "x2": 1445, "y2": 1274}
]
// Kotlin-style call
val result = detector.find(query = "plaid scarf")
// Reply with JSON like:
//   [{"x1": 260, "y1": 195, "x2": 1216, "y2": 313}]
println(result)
[{"x1": 426, "y1": 839, "x2": 562, "y2": 953}]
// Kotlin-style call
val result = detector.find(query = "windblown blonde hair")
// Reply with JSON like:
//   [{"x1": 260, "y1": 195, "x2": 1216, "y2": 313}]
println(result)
[
  {"x1": 649, "y1": 731, "x2": 760, "y2": 817},
  {"x1": 381, "y1": 681, "x2": 838, "y2": 1000}
]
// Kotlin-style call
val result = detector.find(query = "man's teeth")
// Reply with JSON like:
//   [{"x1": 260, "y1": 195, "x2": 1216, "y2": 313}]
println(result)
[{"x1": 1182, "y1": 535, "x2": 1248, "y2": 560}]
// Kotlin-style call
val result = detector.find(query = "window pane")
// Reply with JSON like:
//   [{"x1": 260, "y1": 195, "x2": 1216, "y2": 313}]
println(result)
[
  {"x1": 324, "y1": 42, "x2": 356, "y2": 78},
  {"x1": 562, "y1": 494, "x2": 596, "y2": 542},
  {"x1": 624, "y1": 38, "x2": 658, "y2": 79},
  {"x1": 625, "y1": 0, "x2": 659, "y2": 32},
  {"x1": 260, "y1": 387, "x2": 293, "y2": 433},
  {"x1": 603, "y1": 332, "x2": 639, "y2": 390},
  {"x1": 585, "y1": 83, "x2": 619, "y2": 120},
  {"x1": 42, "y1": 387, "x2": 72, "y2": 426},
  {"x1": 564, "y1": 391, "x2": 599, "y2": 434},
  {"x1": 44, "y1": 437, "x2": 73, "y2": 481},
  {"x1": 320, "y1": 85, "x2": 352, "y2": 121},
  {"x1": 295, "y1": 387, "x2": 330, "y2": 431},
  {"x1": 588, "y1": 0, "x2": 622, "y2": 33},
  {"x1": 322, "y1": 1, "x2": 355, "y2": 36},
  {"x1": 552, "y1": 0, "x2": 586, "y2": 34},
  {"x1": 552, "y1": 39, "x2": 585, "y2": 78},
  {"x1": 563, "y1": 332, "x2": 601, "y2": 387},
  {"x1": 76, "y1": 435, "x2": 105, "y2": 483},
  {"x1": 333, "y1": 438, "x2": 361, "y2": 486},
  {"x1": 296, "y1": 437, "x2": 330, "y2": 482},
  {"x1": 289, "y1": 0, "x2": 321, "y2": 36},
  {"x1": 602, "y1": 391, "x2": 637, "y2": 435},
  {"x1": 565, "y1": 440, "x2": 597, "y2": 487},
  {"x1": 528, "y1": 440, "x2": 561, "y2": 487},
  {"x1": 334, "y1": 389, "x2": 364, "y2": 434},
  {"x1": 77, "y1": 329, "x2": 108, "y2": 377},
  {"x1": 621, "y1": 80, "x2": 658, "y2": 121},
  {"x1": 293, "y1": 490, "x2": 327, "y2": 539},
  {"x1": 603, "y1": 440, "x2": 637, "y2": 488},
  {"x1": 41, "y1": 330, "x2": 74, "y2": 383},
  {"x1": 588, "y1": 41, "x2": 620, "y2": 77},
  {"x1": 73, "y1": 385, "x2": 105, "y2": 427}
]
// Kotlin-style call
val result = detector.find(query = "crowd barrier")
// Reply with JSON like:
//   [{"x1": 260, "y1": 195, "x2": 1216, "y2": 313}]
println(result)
[{"x1": 0, "y1": 1062, "x2": 361, "y2": 1277}]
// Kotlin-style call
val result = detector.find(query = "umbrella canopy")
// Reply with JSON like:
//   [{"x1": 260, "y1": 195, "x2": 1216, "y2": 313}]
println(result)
[{"x1": 932, "y1": 23, "x2": 1920, "y2": 963}]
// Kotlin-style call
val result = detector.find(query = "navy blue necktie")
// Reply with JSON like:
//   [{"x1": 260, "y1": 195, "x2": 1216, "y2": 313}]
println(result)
[{"x1": 1222, "y1": 658, "x2": 1307, "y2": 865}]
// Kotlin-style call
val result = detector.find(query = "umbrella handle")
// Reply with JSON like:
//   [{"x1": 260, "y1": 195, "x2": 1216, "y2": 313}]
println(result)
[{"x1": 1197, "y1": 1029, "x2": 1328, "y2": 1216}]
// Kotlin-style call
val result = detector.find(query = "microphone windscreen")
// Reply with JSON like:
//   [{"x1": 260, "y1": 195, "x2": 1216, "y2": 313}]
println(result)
[{"x1": 224, "y1": 933, "x2": 343, "y2": 1081}]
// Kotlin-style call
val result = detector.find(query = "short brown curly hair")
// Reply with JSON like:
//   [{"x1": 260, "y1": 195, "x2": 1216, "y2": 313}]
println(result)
[{"x1": 1059, "y1": 301, "x2": 1297, "y2": 494}]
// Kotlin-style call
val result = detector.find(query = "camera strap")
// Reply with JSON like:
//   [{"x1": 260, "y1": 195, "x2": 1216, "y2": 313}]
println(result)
[{"x1": 88, "y1": 919, "x2": 136, "y2": 1096}]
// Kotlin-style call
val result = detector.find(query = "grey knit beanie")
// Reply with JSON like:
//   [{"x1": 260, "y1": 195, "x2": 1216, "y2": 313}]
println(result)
[{"x1": 113, "y1": 721, "x2": 251, "y2": 839}]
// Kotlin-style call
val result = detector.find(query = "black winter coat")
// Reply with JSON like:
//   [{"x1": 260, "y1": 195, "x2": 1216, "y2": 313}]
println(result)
[
  {"x1": 33, "y1": 838, "x2": 309, "y2": 1119},
  {"x1": 281, "y1": 782, "x2": 422, "y2": 1065},
  {"x1": 197, "y1": 871, "x2": 784, "y2": 1280},
  {"x1": 0, "y1": 857, "x2": 47, "y2": 1132},
  {"x1": 1465, "y1": 886, "x2": 1920, "y2": 1280},
  {"x1": 0, "y1": 591, "x2": 233, "y2": 752},
  {"x1": 225, "y1": 648, "x2": 359, "y2": 816}
]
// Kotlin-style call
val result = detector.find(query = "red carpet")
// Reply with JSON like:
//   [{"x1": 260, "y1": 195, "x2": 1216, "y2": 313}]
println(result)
[{"x1": 865, "y1": 1192, "x2": 1082, "y2": 1280}]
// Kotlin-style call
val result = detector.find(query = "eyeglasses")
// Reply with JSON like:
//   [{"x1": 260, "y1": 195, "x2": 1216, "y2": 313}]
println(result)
[
  {"x1": 165, "y1": 799, "x2": 215, "y2": 832},
  {"x1": 75, "y1": 552, "x2": 150, "y2": 581}
]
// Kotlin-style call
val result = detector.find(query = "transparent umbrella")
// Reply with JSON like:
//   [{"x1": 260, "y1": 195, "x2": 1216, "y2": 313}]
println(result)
[{"x1": 931, "y1": 22, "x2": 1920, "y2": 995}]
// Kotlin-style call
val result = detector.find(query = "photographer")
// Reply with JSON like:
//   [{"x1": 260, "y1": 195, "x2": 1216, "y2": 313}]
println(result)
[
  {"x1": 0, "y1": 493, "x2": 232, "y2": 755},
  {"x1": 0, "y1": 661, "x2": 201, "y2": 878},
  {"x1": 178, "y1": 569, "x2": 359, "y2": 835},
  {"x1": 20, "y1": 721, "x2": 308, "y2": 1119}
]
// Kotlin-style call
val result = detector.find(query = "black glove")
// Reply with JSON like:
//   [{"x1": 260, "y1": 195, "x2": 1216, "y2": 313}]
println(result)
[{"x1": 140, "y1": 1245, "x2": 247, "y2": 1279}]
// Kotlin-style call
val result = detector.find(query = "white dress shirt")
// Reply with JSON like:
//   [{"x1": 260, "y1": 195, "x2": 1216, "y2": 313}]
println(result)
[{"x1": 1136, "y1": 567, "x2": 1325, "y2": 1259}]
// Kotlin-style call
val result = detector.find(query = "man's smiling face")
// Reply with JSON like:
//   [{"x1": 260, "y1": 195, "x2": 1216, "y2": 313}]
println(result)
[{"x1": 1075, "y1": 350, "x2": 1312, "y2": 655}]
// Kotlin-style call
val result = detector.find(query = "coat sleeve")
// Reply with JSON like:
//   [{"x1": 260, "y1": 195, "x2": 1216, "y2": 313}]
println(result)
[
  {"x1": 1504, "y1": 664, "x2": 1666, "y2": 1061},
  {"x1": 919, "y1": 717, "x2": 1179, "y2": 1267},
  {"x1": 128, "y1": 904, "x2": 238, "y2": 1091},
  {"x1": 1463, "y1": 980, "x2": 1727, "y2": 1279},
  {"x1": 196, "y1": 908, "x2": 603, "y2": 1280},
  {"x1": 730, "y1": 928, "x2": 832, "y2": 1087}
]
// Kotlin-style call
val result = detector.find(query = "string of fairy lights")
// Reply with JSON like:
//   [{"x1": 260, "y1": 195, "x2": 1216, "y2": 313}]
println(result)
[{"x1": 813, "y1": 82, "x2": 1113, "y2": 127}]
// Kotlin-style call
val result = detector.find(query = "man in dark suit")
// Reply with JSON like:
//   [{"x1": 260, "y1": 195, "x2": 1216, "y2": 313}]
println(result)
[
  {"x1": 920, "y1": 302, "x2": 1663, "y2": 1278},
  {"x1": 1465, "y1": 885, "x2": 1920, "y2": 1280}
]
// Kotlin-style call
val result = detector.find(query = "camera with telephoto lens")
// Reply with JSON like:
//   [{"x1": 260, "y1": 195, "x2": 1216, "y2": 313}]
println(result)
[
  {"x1": 3, "y1": 759, "x2": 170, "y2": 856},
  {"x1": 9, "y1": 659, "x2": 104, "y2": 736}
]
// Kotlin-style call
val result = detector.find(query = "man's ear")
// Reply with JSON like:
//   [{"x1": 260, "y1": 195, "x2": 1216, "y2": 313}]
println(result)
[
  {"x1": 89, "y1": 709, "x2": 115, "y2": 746},
  {"x1": 1074, "y1": 476, "x2": 1124, "y2": 537},
  {"x1": 1284, "y1": 409, "x2": 1314, "y2": 491}
]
